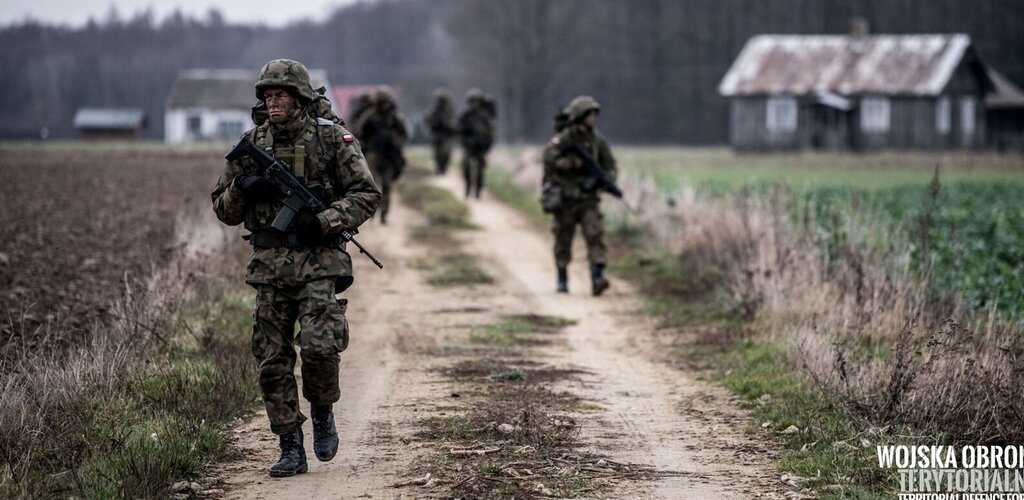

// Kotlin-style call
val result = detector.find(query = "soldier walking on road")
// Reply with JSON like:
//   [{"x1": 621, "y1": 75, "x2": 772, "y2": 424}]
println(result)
[
  {"x1": 356, "y1": 87, "x2": 407, "y2": 224},
  {"x1": 424, "y1": 89, "x2": 457, "y2": 175},
  {"x1": 457, "y1": 88, "x2": 496, "y2": 199},
  {"x1": 543, "y1": 95, "x2": 616, "y2": 296},
  {"x1": 211, "y1": 59, "x2": 381, "y2": 478}
]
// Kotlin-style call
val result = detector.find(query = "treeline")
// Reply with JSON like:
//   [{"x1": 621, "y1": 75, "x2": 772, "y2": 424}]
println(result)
[{"x1": 1, "y1": 0, "x2": 1022, "y2": 143}]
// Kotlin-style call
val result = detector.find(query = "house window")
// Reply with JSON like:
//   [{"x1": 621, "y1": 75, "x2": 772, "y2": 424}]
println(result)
[
  {"x1": 766, "y1": 97, "x2": 797, "y2": 132},
  {"x1": 187, "y1": 114, "x2": 202, "y2": 134},
  {"x1": 960, "y1": 96, "x2": 976, "y2": 136},
  {"x1": 936, "y1": 97, "x2": 951, "y2": 134},
  {"x1": 217, "y1": 120, "x2": 244, "y2": 139},
  {"x1": 860, "y1": 97, "x2": 890, "y2": 133}
]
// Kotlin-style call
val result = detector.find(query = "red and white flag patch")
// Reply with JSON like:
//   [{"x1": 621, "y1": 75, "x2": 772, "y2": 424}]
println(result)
[{"x1": 342, "y1": 133, "x2": 355, "y2": 143}]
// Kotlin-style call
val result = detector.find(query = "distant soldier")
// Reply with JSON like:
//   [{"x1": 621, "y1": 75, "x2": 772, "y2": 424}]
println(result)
[
  {"x1": 211, "y1": 59, "x2": 381, "y2": 477},
  {"x1": 358, "y1": 87, "x2": 407, "y2": 224},
  {"x1": 424, "y1": 89, "x2": 457, "y2": 175},
  {"x1": 348, "y1": 93, "x2": 374, "y2": 132},
  {"x1": 457, "y1": 88, "x2": 496, "y2": 199},
  {"x1": 545, "y1": 96, "x2": 616, "y2": 295}
]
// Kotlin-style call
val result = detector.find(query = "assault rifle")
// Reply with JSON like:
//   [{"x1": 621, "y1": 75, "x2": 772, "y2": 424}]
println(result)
[
  {"x1": 565, "y1": 141, "x2": 638, "y2": 214},
  {"x1": 226, "y1": 137, "x2": 384, "y2": 269}
]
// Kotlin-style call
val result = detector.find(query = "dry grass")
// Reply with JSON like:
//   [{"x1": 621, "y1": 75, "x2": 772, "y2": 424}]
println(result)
[{"x1": 0, "y1": 147, "x2": 259, "y2": 498}]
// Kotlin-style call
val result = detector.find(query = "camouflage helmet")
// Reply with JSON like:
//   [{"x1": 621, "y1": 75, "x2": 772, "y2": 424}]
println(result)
[
  {"x1": 374, "y1": 86, "x2": 396, "y2": 106},
  {"x1": 465, "y1": 87, "x2": 484, "y2": 104},
  {"x1": 567, "y1": 95, "x2": 600, "y2": 123},
  {"x1": 255, "y1": 59, "x2": 315, "y2": 102}
]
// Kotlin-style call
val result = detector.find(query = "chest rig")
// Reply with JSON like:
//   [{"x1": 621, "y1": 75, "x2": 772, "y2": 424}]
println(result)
[{"x1": 244, "y1": 118, "x2": 340, "y2": 232}]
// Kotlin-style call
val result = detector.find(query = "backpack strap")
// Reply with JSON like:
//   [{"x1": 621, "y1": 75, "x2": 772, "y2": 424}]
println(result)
[{"x1": 315, "y1": 118, "x2": 339, "y2": 197}]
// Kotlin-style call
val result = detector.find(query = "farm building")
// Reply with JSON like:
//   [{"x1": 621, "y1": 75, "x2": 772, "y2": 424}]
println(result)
[
  {"x1": 718, "y1": 33, "x2": 996, "y2": 151},
  {"x1": 73, "y1": 108, "x2": 146, "y2": 141},
  {"x1": 985, "y1": 67, "x2": 1024, "y2": 152},
  {"x1": 165, "y1": 69, "x2": 335, "y2": 144}
]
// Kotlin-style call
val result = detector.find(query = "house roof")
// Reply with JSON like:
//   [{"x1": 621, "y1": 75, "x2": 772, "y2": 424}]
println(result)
[
  {"x1": 73, "y1": 108, "x2": 146, "y2": 130},
  {"x1": 166, "y1": 68, "x2": 332, "y2": 110},
  {"x1": 719, "y1": 34, "x2": 977, "y2": 97},
  {"x1": 985, "y1": 66, "x2": 1024, "y2": 109}
]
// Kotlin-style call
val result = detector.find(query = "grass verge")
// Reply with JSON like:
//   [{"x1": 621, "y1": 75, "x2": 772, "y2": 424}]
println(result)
[{"x1": 0, "y1": 246, "x2": 258, "y2": 498}]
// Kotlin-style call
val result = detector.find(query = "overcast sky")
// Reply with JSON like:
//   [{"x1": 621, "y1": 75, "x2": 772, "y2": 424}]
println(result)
[{"x1": 0, "y1": 0, "x2": 362, "y2": 27}]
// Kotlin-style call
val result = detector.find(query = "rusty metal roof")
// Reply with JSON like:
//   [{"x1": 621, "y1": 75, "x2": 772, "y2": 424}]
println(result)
[
  {"x1": 985, "y1": 66, "x2": 1024, "y2": 108},
  {"x1": 719, "y1": 34, "x2": 972, "y2": 97},
  {"x1": 166, "y1": 69, "x2": 332, "y2": 109}
]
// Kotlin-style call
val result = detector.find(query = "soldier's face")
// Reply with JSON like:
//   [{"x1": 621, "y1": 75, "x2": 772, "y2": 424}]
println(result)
[
  {"x1": 264, "y1": 88, "x2": 296, "y2": 124},
  {"x1": 583, "y1": 110, "x2": 599, "y2": 128}
]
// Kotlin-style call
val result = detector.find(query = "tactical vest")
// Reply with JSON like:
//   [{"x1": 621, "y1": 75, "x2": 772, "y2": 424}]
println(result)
[{"x1": 242, "y1": 117, "x2": 341, "y2": 233}]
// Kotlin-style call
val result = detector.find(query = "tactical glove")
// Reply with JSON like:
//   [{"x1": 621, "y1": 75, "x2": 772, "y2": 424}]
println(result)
[
  {"x1": 236, "y1": 175, "x2": 277, "y2": 203},
  {"x1": 555, "y1": 156, "x2": 582, "y2": 170},
  {"x1": 295, "y1": 211, "x2": 325, "y2": 246}
]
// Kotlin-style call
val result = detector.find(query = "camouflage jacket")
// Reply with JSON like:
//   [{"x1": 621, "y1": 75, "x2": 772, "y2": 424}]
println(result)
[
  {"x1": 425, "y1": 102, "x2": 456, "y2": 137},
  {"x1": 546, "y1": 125, "x2": 617, "y2": 202},
  {"x1": 458, "y1": 107, "x2": 494, "y2": 155},
  {"x1": 211, "y1": 113, "x2": 381, "y2": 289}
]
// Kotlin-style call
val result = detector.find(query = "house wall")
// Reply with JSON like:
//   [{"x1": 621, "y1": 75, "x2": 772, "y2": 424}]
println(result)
[
  {"x1": 730, "y1": 97, "x2": 802, "y2": 151},
  {"x1": 165, "y1": 108, "x2": 253, "y2": 144}
]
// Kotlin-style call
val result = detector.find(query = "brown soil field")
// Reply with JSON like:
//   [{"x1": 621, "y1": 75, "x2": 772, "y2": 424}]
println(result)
[{"x1": 0, "y1": 146, "x2": 223, "y2": 359}]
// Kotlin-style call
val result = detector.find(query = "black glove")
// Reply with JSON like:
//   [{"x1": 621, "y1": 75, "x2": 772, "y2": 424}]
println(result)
[
  {"x1": 236, "y1": 175, "x2": 277, "y2": 203},
  {"x1": 295, "y1": 211, "x2": 325, "y2": 246}
]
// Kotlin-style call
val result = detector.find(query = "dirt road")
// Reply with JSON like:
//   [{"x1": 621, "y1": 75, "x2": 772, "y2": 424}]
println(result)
[{"x1": 212, "y1": 171, "x2": 781, "y2": 499}]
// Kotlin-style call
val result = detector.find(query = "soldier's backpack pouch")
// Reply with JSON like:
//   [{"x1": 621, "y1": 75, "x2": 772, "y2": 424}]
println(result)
[{"x1": 540, "y1": 182, "x2": 563, "y2": 213}]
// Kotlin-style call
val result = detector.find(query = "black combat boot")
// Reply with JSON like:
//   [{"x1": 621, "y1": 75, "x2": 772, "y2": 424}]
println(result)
[
  {"x1": 591, "y1": 263, "x2": 610, "y2": 296},
  {"x1": 556, "y1": 266, "x2": 568, "y2": 294},
  {"x1": 311, "y1": 404, "x2": 339, "y2": 462},
  {"x1": 269, "y1": 427, "x2": 308, "y2": 478}
]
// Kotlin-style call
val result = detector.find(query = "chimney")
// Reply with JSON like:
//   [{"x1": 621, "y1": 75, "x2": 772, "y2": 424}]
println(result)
[{"x1": 850, "y1": 17, "x2": 869, "y2": 38}]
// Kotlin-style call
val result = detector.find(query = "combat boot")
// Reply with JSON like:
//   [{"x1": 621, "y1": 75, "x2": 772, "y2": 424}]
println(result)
[
  {"x1": 269, "y1": 427, "x2": 308, "y2": 478},
  {"x1": 591, "y1": 263, "x2": 610, "y2": 296},
  {"x1": 311, "y1": 404, "x2": 339, "y2": 462},
  {"x1": 556, "y1": 266, "x2": 568, "y2": 294}
]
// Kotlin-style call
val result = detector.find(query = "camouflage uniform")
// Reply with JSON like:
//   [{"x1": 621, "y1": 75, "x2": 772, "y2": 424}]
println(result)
[
  {"x1": 356, "y1": 88, "x2": 407, "y2": 224},
  {"x1": 348, "y1": 93, "x2": 373, "y2": 129},
  {"x1": 211, "y1": 60, "x2": 381, "y2": 440},
  {"x1": 546, "y1": 96, "x2": 616, "y2": 295},
  {"x1": 457, "y1": 89, "x2": 496, "y2": 198},
  {"x1": 424, "y1": 89, "x2": 456, "y2": 175}
]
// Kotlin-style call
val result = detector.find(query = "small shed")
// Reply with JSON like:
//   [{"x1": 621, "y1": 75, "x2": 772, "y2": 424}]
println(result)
[
  {"x1": 73, "y1": 108, "x2": 146, "y2": 141},
  {"x1": 165, "y1": 69, "x2": 335, "y2": 144},
  {"x1": 719, "y1": 34, "x2": 993, "y2": 151}
]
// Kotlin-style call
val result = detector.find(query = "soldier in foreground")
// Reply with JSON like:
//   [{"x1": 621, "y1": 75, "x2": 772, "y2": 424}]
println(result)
[
  {"x1": 424, "y1": 88, "x2": 457, "y2": 175},
  {"x1": 457, "y1": 88, "x2": 496, "y2": 198},
  {"x1": 544, "y1": 96, "x2": 616, "y2": 296},
  {"x1": 211, "y1": 59, "x2": 381, "y2": 477},
  {"x1": 356, "y1": 88, "x2": 407, "y2": 224}
]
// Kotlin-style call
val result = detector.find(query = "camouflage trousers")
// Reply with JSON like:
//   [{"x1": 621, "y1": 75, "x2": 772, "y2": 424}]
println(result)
[
  {"x1": 552, "y1": 200, "x2": 606, "y2": 267},
  {"x1": 368, "y1": 157, "x2": 398, "y2": 223},
  {"x1": 252, "y1": 279, "x2": 349, "y2": 435},
  {"x1": 431, "y1": 137, "x2": 454, "y2": 175},
  {"x1": 461, "y1": 151, "x2": 488, "y2": 198}
]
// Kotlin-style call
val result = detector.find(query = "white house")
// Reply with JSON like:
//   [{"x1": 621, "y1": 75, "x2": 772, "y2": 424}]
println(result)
[{"x1": 165, "y1": 68, "x2": 334, "y2": 144}]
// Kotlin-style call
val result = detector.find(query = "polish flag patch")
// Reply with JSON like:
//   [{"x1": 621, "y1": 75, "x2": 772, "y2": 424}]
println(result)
[{"x1": 342, "y1": 133, "x2": 355, "y2": 143}]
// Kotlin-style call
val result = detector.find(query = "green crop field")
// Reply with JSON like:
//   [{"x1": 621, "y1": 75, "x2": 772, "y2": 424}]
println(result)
[
  {"x1": 618, "y1": 147, "x2": 1024, "y2": 190},
  {"x1": 616, "y1": 147, "x2": 1024, "y2": 323}
]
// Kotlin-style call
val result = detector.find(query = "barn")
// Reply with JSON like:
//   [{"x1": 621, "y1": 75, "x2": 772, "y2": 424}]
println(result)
[
  {"x1": 718, "y1": 33, "x2": 995, "y2": 151},
  {"x1": 73, "y1": 108, "x2": 146, "y2": 141},
  {"x1": 165, "y1": 69, "x2": 335, "y2": 144}
]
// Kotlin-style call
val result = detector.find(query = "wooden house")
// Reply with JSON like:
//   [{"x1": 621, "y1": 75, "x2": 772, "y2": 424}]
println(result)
[
  {"x1": 73, "y1": 108, "x2": 146, "y2": 141},
  {"x1": 718, "y1": 34, "x2": 993, "y2": 151},
  {"x1": 165, "y1": 69, "x2": 334, "y2": 144}
]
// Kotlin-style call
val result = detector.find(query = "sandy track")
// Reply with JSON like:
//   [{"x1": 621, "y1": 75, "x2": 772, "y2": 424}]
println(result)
[{"x1": 213, "y1": 172, "x2": 781, "y2": 499}]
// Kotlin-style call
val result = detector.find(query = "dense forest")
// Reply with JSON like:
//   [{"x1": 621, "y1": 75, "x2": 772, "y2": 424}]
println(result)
[{"x1": 1, "y1": 0, "x2": 1022, "y2": 143}]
